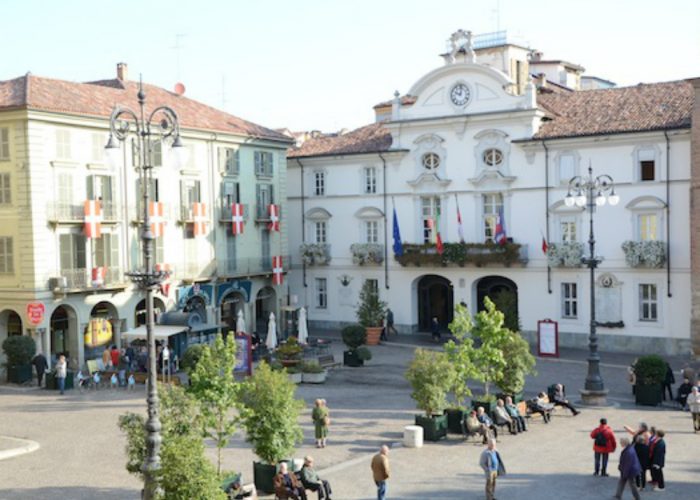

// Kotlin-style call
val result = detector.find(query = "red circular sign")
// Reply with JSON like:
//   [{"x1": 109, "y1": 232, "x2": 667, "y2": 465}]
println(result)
[{"x1": 26, "y1": 302, "x2": 45, "y2": 325}]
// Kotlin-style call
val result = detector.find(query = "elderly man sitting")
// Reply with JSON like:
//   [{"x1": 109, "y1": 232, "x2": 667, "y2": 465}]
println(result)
[
  {"x1": 494, "y1": 399, "x2": 518, "y2": 435},
  {"x1": 273, "y1": 462, "x2": 307, "y2": 500},
  {"x1": 465, "y1": 409, "x2": 491, "y2": 443},
  {"x1": 504, "y1": 396, "x2": 527, "y2": 432},
  {"x1": 552, "y1": 383, "x2": 581, "y2": 416},
  {"x1": 300, "y1": 456, "x2": 332, "y2": 500},
  {"x1": 477, "y1": 406, "x2": 498, "y2": 439}
]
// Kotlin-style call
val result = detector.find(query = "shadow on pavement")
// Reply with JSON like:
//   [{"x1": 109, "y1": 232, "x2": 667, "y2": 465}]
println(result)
[{"x1": 0, "y1": 486, "x2": 138, "y2": 500}]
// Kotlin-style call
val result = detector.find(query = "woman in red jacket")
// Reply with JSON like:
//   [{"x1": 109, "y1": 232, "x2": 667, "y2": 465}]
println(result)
[{"x1": 590, "y1": 417, "x2": 617, "y2": 476}]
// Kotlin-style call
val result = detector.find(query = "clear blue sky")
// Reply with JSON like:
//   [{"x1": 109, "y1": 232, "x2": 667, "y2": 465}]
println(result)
[{"x1": 2, "y1": 0, "x2": 699, "y2": 132}]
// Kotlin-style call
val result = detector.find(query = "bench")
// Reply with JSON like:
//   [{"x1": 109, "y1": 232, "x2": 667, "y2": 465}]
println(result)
[{"x1": 318, "y1": 354, "x2": 340, "y2": 369}]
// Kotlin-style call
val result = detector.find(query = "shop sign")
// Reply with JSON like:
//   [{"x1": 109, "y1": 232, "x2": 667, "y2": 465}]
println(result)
[{"x1": 26, "y1": 302, "x2": 45, "y2": 326}]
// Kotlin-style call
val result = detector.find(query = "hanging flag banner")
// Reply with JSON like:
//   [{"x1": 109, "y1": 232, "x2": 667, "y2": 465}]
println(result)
[
  {"x1": 232, "y1": 203, "x2": 245, "y2": 235},
  {"x1": 494, "y1": 207, "x2": 507, "y2": 245},
  {"x1": 193, "y1": 202, "x2": 207, "y2": 236},
  {"x1": 435, "y1": 210, "x2": 444, "y2": 255},
  {"x1": 149, "y1": 201, "x2": 165, "y2": 238},
  {"x1": 84, "y1": 200, "x2": 103, "y2": 238},
  {"x1": 268, "y1": 204, "x2": 280, "y2": 232},
  {"x1": 392, "y1": 206, "x2": 403, "y2": 257},
  {"x1": 455, "y1": 194, "x2": 465, "y2": 243},
  {"x1": 272, "y1": 256, "x2": 284, "y2": 285},
  {"x1": 91, "y1": 266, "x2": 106, "y2": 287}
]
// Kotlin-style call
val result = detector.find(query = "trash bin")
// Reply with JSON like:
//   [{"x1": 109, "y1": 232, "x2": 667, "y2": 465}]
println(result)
[{"x1": 45, "y1": 371, "x2": 74, "y2": 390}]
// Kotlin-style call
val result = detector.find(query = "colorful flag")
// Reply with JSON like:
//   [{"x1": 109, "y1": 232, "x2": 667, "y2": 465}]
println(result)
[
  {"x1": 455, "y1": 196, "x2": 465, "y2": 243},
  {"x1": 268, "y1": 204, "x2": 280, "y2": 232},
  {"x1": 193, "y1": 202, "x2": 207, "y2": 236},
  {"x1": 231, "y1": 203, "x2": 245, "y2": 235},
  {"x1": 149, "y1": 201, "x2": 165, "y2": 238},
  {"x1": 91, "y1": 266, "x2": 106, "y2": 287},
  {"x1": 541, "y1": 236, "x2": 549, "y2": 255},
  {"x1": 494, "y1": 208, "x2": 507, "y2": 245},
  {"x1": 84, "y1": 200, "x2": 102, "y2": 238},
  {"x1": 272, "y1": 256, "x2": 284, "y2": 285},
  {"x1": 392, "y1": 207, "x2": 403, "y2": 257},
  {"x1": 436, "y1": 210, "x2": 444, "y2": 255}
]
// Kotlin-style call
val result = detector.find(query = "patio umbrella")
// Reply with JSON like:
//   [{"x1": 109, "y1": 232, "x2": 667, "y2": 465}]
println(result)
[
  {"x1": 236, "y1": 310, "x2": 246, "y2": 334},
  {"x1": 265, "y1": 312, "x2": 277, "y2": 350},
  {"x1": 297, "y1": 307, "x2": 309, "y2": 344}
]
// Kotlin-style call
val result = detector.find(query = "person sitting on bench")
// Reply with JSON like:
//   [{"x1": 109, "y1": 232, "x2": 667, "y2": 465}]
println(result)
[
  {"x1": 493, "y1": 399, "x2": 518, "y2": 434},
  {"x1": 528, "y1": 393, "x2": 553, "y2": 423},
  {"x1": 476, "y1": 406, "x2": 498, "y2": 439},
  {"x1": 677, "y1": 377, "x2": 694, "y2": 410},
  {"x1": 273, "y1": 462, "x2": 307, "y2": 500},
  {"x1": 465, "y1": 409, "x2": 491, "y2": 443},
  {"x1": 551, "y1": 384, "x2": 580, "y2": 416},
  {"x1": 504, "y1": 396, "x2": 527, "y2": 432},
  {"x1": 300, "y1": 456, "x2": 332, "y2": 500}
]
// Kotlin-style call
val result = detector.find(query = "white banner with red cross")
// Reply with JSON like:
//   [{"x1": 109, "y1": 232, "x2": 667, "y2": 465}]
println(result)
[
  {"x1": 84, "y1": 200, "x2": 103, "y2": 238},
  {"x1": 149, "y1": 201, "x2": 165, "y2": 238},
  {"x1": 193, "y1": 202, "x2": 207, "y2": 236},
  {"x1": 91, "y1": 266, "x2": 106, "y2": 287},
  {"x1": 268, "y1": 204, "x2": 280, "y2": 232},
  {"x1": 232, "y1": 203, "x2": 245, "y2": 235},
  {"x1": 272, "y1": 256, "x2": 284, "y2": 285}
]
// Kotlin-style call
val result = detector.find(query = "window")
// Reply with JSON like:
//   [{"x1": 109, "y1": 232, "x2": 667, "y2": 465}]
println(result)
[
  {"x1": 181, "y1": 179, "x2": 201, "y2": 206},
  {"x1": 151, "y1": 141, "x2": 162, "y2": 167},
  {"x1": 91, "y1": 133, "x2": 104, "y2": 162},
  {"x1": 0, "y1": 236, "x2": 13, "y2": 273},
  {"x1": 640, "y1": 160, "x2": 655, "y2": 182},
  {"x1": 59, "y1": 233, "x2": 86, "y2": 270},
  {"x1": 482, "y1": 148, "x2": 503, "y2": 167},
  {"x1": 315, "y1": 278, "x2": 327, "y2": 309},
  {"x1": 57, "y1": 172, "x2": 73, "y2": 209},
  {"x1": 482, "y1": 193, "x2": 503, "y2": 241},
  {"x1": 261, "y1": 230, "x2": 270, "y2": 267},
  {"x1": 421, "y1": 197, "x2": 441, "y2": 243},
  {"x1": 638, "y1": 214, "x2": 658, "y2": 241},
  {"x1": 56, "y1": 129, "x2": 71, "y2": 159},
  {"x1": 558, "y1": 154, "x2": 575, "y2": 183},
  {"x1": 0, "y1": 127, "x2": 9, "y2": 160},
  {"x1": 94, "y1": 232, "x2": 119, "y2": 269},
  {"x1": 0, "y1": 173, "x2": 10, "y2": 205},
  {"x1": 136, "y1": 178, "x2": 160, "y2": 216},
  {"x1": 314, "y1": 171, "x2": 325, "y2": 196},
  {"x1": 639, "y1": 284, "x2": 658, "y2": 321},
  {"x1": 315, "y1": 221, "x2": 327, "y2": 244},
  {"x1": 154, "y1": 237, "x2": 165, "y2": 265},
  {"x1": 87, "y1": 175, "x2": 115, "y2": 218},
  {"x1": 225, "y1": 226, "x2": 237, "y2": 274},
  {"x1": 561, "y1": 283, "x2": 577, "y2": 318},
  {"x1": 364, "y1": 167, "x2": 376, "y2": 194},
  {"x1": 220, "y1": 147, "x2": 239, "y2": 176},
  {"x1": 254, "y1": 151, "x2": 274, "y2": 177},
  {"x1": 256, "y1": 184, "x2": 274, "y2": 218},
  {"x1": 366, "y1": 278, "x2": 379, "y2": 295},
  {"x1": 421, "y1": 152, "x2": 440, "y2": 170},
  {"x1": 221, "y1": 181, "x2": 240, "y2": 212},
  {"x1": 560, "y1": 219, "x2": 577, "y2": 242},
  {"x1": 365, "y1": 220, "x2": 379, "y2": 243}
]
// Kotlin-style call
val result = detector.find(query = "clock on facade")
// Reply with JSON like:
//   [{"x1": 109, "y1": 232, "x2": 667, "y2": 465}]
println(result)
[{"x1": 450, "y1": 83, "x2": 470, "y2": 106}]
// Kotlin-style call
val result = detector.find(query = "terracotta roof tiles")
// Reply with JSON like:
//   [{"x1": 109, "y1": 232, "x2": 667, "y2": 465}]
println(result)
[{"x1": 288, "y1": 123, "x2": 393, "y2": 158}]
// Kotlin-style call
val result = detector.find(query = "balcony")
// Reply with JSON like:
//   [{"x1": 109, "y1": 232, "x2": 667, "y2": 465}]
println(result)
[
  {"x1": 546, "y1": 242, "x2": 584, "y2": 268},
  {"x1": 129, "y1": 202, "x2": 175, "y2": 225},
  {"x1": 47, "y1": 201, "x2": 121, "y2": 223},
  {"x1": 621, "y1": 240, "x2": 666, "y2": 268},
  {"x1": 216, "y1": 255, "x2": 293, "y2": 278},
  {"x1": 218, "y1": 203, "x2": 249, "y2": 223},
  {"x1": 394, "y1": 242, "x2": 528, "y2": 267},
  {"x1": 300, "y1": 243, "x2": 331, "y2": 266},
  {"x1": 53, "y1": 266, "x2": 124, "y2": 292},
  {"x1": 350, "y1": 243, "x2": 385, "y2": 265},
  {"x1": 254, "y1": 204, "x2": 282, "y2": 221}
]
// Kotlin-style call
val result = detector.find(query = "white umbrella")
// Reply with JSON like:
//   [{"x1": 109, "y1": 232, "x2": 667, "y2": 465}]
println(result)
[
  {"x1": 236, "y1": 310, "x2": 246, "y2": 334},
  {"x1": 297, "y1": 307, "x2": 309, "y2": 345},
  {"x1": 265, "y1": 312, "x2": 277, "y2": 350}
]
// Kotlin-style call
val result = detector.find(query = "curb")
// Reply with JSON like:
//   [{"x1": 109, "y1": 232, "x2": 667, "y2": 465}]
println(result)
[{"x1": 0, "y1": 436, "x2": 40, "y2": 461}]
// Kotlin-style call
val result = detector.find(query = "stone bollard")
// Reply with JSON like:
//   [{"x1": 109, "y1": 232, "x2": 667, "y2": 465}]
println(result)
[{"x1": 403, "y1": 425, "x2": 424, "y2": 448}]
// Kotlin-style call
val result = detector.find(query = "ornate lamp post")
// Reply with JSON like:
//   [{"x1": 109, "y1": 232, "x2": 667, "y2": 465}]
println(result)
[
  {"x1": 564, "y1": 164, "x2": 619, "y2": 405},
  {"x1": 104, "y1": 80, "x2": 188, "y2": 499}
]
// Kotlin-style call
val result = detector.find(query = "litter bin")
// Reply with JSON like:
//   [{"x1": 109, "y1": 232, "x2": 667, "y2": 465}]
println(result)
[{"x1": 45, "y1": 371, "x2": 74, "y2": 390}]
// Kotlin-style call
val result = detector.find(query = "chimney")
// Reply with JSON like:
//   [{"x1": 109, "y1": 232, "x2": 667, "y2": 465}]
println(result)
[
  {"x1": 529, "y1": 51, "x2": 543, "y2": 62},
  {"x1": 117, "y1": 62, "x2": 128, "y2": 81},
  {"x1": 535, "y1": 73, "x2": 547, "y2": 89}
]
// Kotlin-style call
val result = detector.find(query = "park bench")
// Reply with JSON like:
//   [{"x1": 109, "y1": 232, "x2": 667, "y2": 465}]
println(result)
[{"x1": 317, "y1": 354, "x2": 340, "y2": 370}]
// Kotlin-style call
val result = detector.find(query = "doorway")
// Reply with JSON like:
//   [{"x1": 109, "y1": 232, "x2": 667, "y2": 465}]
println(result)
[
  {"x1": 475, "y1": 275, "x2": 519, "y2": 331},
  {"x1": 417, "y1": 275, "x2": 454, "y2": 331}
]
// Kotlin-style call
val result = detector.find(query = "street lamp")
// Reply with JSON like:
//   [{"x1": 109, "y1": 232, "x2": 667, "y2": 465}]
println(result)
[
  {"x1": 105, "y1": 80, "x2": 187, "y2": 499},
  {"x1": 564, "y1": 163, "x2": 619, "y2": 405}
]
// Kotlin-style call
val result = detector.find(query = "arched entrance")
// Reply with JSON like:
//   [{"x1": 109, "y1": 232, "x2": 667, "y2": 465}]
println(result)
[
  {"x1": 50, "y1": 305, "x2": 78, "y2": 363},
  {"x1": 221, "y1": 291, "x2": 246, "y2": 333},
  {"x1": 135, "y1": 297, "x2": 166, "y2": 327},
  {"x1": 86, "y1": 302, "x2": 119, "y2": 360},
  {"x1": 417, "y1": 275, "x2": 454, "y2": 331},
  {"x1": 255, "y1": 287, "x2": 277, "y2": 336},
  {"x1": 0, "y1": 310, "x2": 23, "y2": 367},
  {"x1": 475, "y1": 275, "x2": 519, "y2": 331}
]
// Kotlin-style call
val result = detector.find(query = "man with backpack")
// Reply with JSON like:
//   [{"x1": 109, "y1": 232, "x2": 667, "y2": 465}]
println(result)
[{"x1": 591, "y1": 417, "x2": 617, "y2": 477}]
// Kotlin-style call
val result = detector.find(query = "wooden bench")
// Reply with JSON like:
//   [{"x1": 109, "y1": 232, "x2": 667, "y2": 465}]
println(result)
[{"x1": 317, "y1": 354, "x2": 340, "y2": 369}]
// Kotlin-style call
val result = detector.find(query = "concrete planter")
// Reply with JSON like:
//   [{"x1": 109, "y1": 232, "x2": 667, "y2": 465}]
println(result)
[
  {"x1": 302, "y1": 371, "x2": 327, "y2": 384},
  {"x1": 288, "y1": 372, "x2": 302, "y2": 384}
]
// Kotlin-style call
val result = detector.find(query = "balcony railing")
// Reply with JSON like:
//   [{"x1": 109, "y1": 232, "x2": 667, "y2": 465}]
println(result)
[
  {"x1": 218, "y1": 203, "x2": 249, "y2": 222},
  {"x1": 350, "y1": 243, "x2": 385, "y2": 265},
  {"x1": 56, "y1": 266, "x2": 123, "y2": 290},
  {"x1": 300, "y1": 243, "x2": 331, "y2": 266},
  {"x1": 547, "y1": 242, "x2": 585, "y2": 268},
  {"x1": 621, "y1": 240, "x2": 666, "y2": 268},
  {"x1": 47, "y1": 201, "x2": 121, "y2": 223},
  {"x1": 394, "y1": 242, "x2": 528, "y2": 267},
  {"x1": 216, "y1": 255, "x2": 293, "y2": 278},
  {"x1": 129, "y1": 202, "x2": 175, "y2": 224},
  {"x1": 255, "y1": 204, "x2": 282, "y2": 221}
]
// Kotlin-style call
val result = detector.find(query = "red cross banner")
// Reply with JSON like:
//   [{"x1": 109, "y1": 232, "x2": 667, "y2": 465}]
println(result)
[
  {"x1": 268, "y1": 204, "x2": 280, "y2": 232},
  {"x1": 155, "y1": 263, "x2": 172, "y2": 274},
  {"x1": 272, "y1": 256, "x2": 284, "y2": 285},
  {"x1": 91, "y1": 266, "x2": 106, "y2": 287},
  {"x1": 193, "y1": 202, "x2": 207, "y2": 236},
  {"x1": 232, "y1": 203, "x2": 245, "y2": 235},
  {"x1": 84, "y1": 200, "x2": 103, "y2": 238},
  {"x1": 149, "y1": 201, "x2": 165, "y2": 238}
]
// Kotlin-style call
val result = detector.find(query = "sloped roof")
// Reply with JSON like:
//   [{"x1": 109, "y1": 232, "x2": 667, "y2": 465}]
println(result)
[
  {"x1": 0, "y1": 74, "x2": 291, "y2": 142},
  {"x1": 288, "y1": 122, "x2": 393, "y2": 158}
]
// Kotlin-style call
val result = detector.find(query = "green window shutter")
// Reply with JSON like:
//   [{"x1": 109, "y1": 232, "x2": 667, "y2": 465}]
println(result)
[
  {"x1": 95, "y1": 235, "x2": 105, "y2": 267},
  {"x1": 60, "y1": 234, "x2": 72, "y2": 269},
  {"x1": 110, "y1": 233, "x2": 120, "y2": 268},
  {"x1": 75, "y1": 234, "x2": 86, "y2": 269},
  {"x1": 86, "y1": 175, "x2": 95, "y2": 200}
]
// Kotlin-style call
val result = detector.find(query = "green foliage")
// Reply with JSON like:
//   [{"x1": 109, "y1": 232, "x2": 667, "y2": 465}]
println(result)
[
  {"x1": 356, "y1": 346, "x2": 372, "y2": 361},
  {"x1": 395, "y1": 242, "x2": 523, "y2": 267},
  {"x1": 490, "y1": 289, "x2": 521, "y2": 332},
  {"x1": 445, "y1": 304, "x2": 477, "y2": 406},
  {"x1": 300, "y1": 361, "x2": 324, "y2": 374},
  {"x1": 405, "y1": 348, "x2": 455, "y2": 417},
  {"x1": 356, "y1": 280, "x2": 387, "y2": 328},
  {"x1": 341, "y1": 324, "x2": 367, "y2": 350},
  {"x1": 275, "y1": 337, "x2": 303, "y2": 360},
  {"x1": 495, "y1": 331, "x2": 536, "y2": 395},
  {"x1": 633, "y1": 355, "x2": 667, "y2": 385},
  {"x1": 180, "y1": 344, "x2": 205, "y2": 375},
  {"x1": 469, "y1": 297, "x2": 512, "y2": 397},
  {"x1": 236, "y1": 362, "x2": 305, "y2": 464},
  {"x1": 2, "y1": 335, "x2": 36, "y2": 366},
  {"x1": 118, "y1": 385, "x2": 225, "y2": 500},
  {"x1": 188, "y1": 334, "x2": 239, "y2": 475}
]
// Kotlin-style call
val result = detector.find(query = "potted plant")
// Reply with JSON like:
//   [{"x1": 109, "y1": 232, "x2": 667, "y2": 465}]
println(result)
[
  {"x1": 341, "y1": 324, "x2": 372, "y2": 367},
  {"x1": 405, "y1": 348, "x2": 454, "y2": 441},
  {"x1": 356, "y1": 280, "x2": 387, "y2": 345},
  {"x1": 286, "y1": 365, "x2": 302, "y2": 384},
  {"x1": 236, "y1": 362, "x2": 305, "y2": 493},
  {"x1": 494, "y1": 330, "x2": 536, "y2": 404},
  {"x1": 300, "y1": 360, "x2": 327, "y2": 384},
  {"x1": 633, "y1": 355, "x2": 667, "y2": 406},
  {"x1": 2, "y1": 335, "x2": 36, "y2": 384},
  {"x1": 275, "y1": 337, "x2": 303, "y2": 367}
]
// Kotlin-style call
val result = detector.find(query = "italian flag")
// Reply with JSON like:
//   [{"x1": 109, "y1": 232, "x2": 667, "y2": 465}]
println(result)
[{"x1": 435, "y1": 210, "x2": 444, "y2": 255}]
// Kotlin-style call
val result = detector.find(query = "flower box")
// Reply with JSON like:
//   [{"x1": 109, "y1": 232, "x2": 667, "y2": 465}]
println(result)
[{"x1": 621, "y1": 241, "x2": 666, "y2": 268}]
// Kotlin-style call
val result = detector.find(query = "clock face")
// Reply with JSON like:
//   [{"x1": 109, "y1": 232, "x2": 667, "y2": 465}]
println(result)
[{"x1": 450, "y1": 83, "x2": 471, "y2": 106}]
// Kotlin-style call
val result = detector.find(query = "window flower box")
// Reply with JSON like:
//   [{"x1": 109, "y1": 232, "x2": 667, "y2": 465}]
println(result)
[
  {"x1": 350, "y1": 243, "x2": 384, "y2": 265},
  {"x1": 621, "y1": 240, "x2": 666, "y2": 268},
  {"x1": 395, "y1": 242, "x2": 526, "y2": 267},
  {"x1": 546, "y1": 242, "x2": 584, "y2": 268},
  {"x1": 299, "y1": 243, "x2": 331, "y2": 266}
]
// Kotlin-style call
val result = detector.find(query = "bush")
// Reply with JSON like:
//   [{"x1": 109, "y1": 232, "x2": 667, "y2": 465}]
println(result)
[
  {"x1": 2, "y1": 336, "x2": 36, "y2": 366},
  {"x1": 276, "y1": 337, "x2": 303, "y2": 360},
  {"x1": 405, "y1": 348, "x2": 455, "y2": 417},
  {"x1": 341, "y1": 324, "x2": 366, "y2": 350},
  {"x1": 356, "y1": 346, "x2": 372, "y2": 362},
  {"x1": 634, "y1": 355, "x2": 667, "y2": 385},
  {"x1": 300, "y1": 361, "x2": 324, "y2": 374},
  {"x1": 180, "y1": 344, "x2": 205, "y2": 375}
]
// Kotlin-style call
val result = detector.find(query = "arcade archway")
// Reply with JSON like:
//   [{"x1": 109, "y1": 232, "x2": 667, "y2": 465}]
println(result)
[
  {"x1": 416, "y1": 274, "x2": 454, "y2": 331},
  {"x1": 475, "y1": 275, "x2": 519, "y2": 331}
]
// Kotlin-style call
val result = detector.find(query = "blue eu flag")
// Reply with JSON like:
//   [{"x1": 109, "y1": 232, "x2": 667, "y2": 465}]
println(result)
[{"x1": 392, "y1": 208, "x2": 403, "y2": 257}]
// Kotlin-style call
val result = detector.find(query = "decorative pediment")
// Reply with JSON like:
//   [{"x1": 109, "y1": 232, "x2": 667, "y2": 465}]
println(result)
[
  {"x1": 407, "y1": 172, "x2": 452, "y2": 189},
  {"x1": 305, "y1": 207, "x2": 332, "y2": 220},
  {"x1": 468, "y1": 170, "x2": 515, "y2": 187},
  {"x1": 354, "y1": 206, "x2": 384, "y2": 219},
  {"x1": 549, "y1": 199, "x2": 585, "y2": 214},
  {"x1": 625, "y1": 195, "x2": 666, "y2": 210}
]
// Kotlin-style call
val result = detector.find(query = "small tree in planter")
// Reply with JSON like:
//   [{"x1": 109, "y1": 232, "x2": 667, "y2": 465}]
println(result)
[
  {"x1": 341, "y1": 324, "x2": 372, "y2": 367},
  {"x1": 300, "y1": 360, "x2": 327, "y2": 384},
  {"x1": 494, "y1": 331, "x2": 536, "y2": 402},
  {"x1": 633, "y1": 355, "x2": 667, "y2": 406},
  {"x1": 236, "y1": 362, "x2": 305, "y2": 493},
  {"x1": 443, "y1": 304, "x2": 478, "y2": 433},
  {"x1": 2, "y1": 335, "x2": 36, "y2": 384},
  {"x1": 356, "y1": 280, "x2": 387, "y2": 345},
  {"x1": 275, "y1": 337, "x2": 303, "y2": 367},
  {"x1": 405, "y1": 348, "x2": 455, "y2": 441}
]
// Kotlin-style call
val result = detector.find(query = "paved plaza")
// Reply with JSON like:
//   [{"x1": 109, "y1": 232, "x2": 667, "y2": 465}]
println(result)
[{"x1": 1, "y1": 334, "x2": 699, "y2": 499}]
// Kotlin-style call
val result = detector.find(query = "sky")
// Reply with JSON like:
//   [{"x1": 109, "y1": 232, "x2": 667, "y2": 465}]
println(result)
[{"x1": 2, "y1": 0, "x2": 699, "y2": 133}]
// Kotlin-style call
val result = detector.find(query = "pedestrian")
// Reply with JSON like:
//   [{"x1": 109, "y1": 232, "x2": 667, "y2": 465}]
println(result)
[
  {"x1": 118, "y1": 348, "x2": 128, "y2": 386},
  {"x1": 663, "y1": 362, "x2": 675, "y2": 401},
  {"x1": 110, "y1": 344, "x2": 120, "y2": 369},
  {"x1": 386, "y1": 308, "x2": 397, "y2": 336},
  {"x1": 633, "y1": 433, "x2": 649, "y2": 490},
  {"x1": 312, "y1": 399, "x2": 330, "y2": 448},
  {"x1": 55, "y1": 354, "x2": 67, "y2": 395},
  {"x1": 102, "y1": 345, "x2": 112, "y2": 369},
  {"x1": 614, "y1": 437, "x2": 641, "y2": 500},
  {"x1": 371, "y1": 445, "x2": 390, "y2": 500},
  {"x1": 300, "y1": 456, "x2": 333, "y2": 500},
  {"x1": 627, "y1": 360, "x2": 637, "y2": 395},
  {"x1": 479, "y1": 438, "x2": 506, "y2": 500},
  {"x1": 676, "y1": 377, "x2": 693, "y2": 409},
  {"x1": 430, "y1": 317, "x2": 440, "y2": 342},
  {"x1": 648, "y1": 429, "x2": 666, "y2": 491},
  {"x1": 687, "y1": 386, "x2": 700, "y2": 432},
  {"x1": 590, "y1": 417, "x2": 616, "y2": 476},
  {"x1": 680, "y1": 363, "x2": 695, "y2": 388},
  {"x1": 31, "y1": 352, "x2": 48, "y2": 388}
]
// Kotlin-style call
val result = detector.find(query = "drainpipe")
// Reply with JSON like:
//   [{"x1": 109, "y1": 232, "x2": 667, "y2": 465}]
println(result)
[
  {"x1": 296, "y1": 159, "x2": 307, "y2": 287},
  {"x1": 664, "y1": 131, "x2": 672, "y2": 297},
  {"x1": 542, "y1": 141, "x2": 552, "y2": 294},
  {"x1": 379, "y1": 153, "x2": 389, "y2": 289}
]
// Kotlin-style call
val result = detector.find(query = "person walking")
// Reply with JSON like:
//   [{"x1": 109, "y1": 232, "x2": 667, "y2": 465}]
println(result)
[
  {"x1": 300, "y1": 456, "x2": 332, "y2": 500},
  {"x1": 102, "y1": 345, "x2": 112, "y2": 369},
  {"x1": 312, "y1": 399, "x2": 330, "y2": 448},
  {"x1": 663, "y1": 362, "x2": 675, "y2": 401},
  {"x1": 55, "y1": 354, "x2": 67, "y2": 395},
  {"x1": 31, "y1": 352, "x2": 48, "y2": 388},
  {"x1": 430, "y1": 316, "x2": 440, "y2": 342},
  {"x1": 479, "y1": 438, "x2": 506, "y2": 500},
  {"x1": 614, "y1": 437, "x2": 641, "y2": 500},
  {"x1": 590, "y1": 418, "x2": 616, "y2": 476},
  {"x1": 687, "y1": 386, "x2": 700, "y2": 432},
  {"x1": 385, "y1": 308, "x2": 397, "y2": 336},
  {"x1": 371, "y1": 445, "x2": 390, "y2": 500},
  {"x1": 649, "y1": 429, "x2": 666, "y2": 491}
]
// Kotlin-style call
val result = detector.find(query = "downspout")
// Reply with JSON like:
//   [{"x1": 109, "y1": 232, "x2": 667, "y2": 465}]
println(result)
[
  {"x1": 542, "y1": 140, "x2": 552, "y2": 294},
  {"x1": 664, "y1": 131, "x2": 672, "y2": 297},
  {"x1": 379, "y1": 153, "x2": 389, "y2": 289},
  {"x1": 208, "y1": 133, "x2": 218, "y2": 282},
  {"x1": 296, "y1": 159, "x2": 307, "y2": 287}
]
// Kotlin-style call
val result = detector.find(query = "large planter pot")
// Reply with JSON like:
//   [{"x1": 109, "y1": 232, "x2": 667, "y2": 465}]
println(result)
[
  {"x1": 472, "y1": 399, "x2": 496, "y2": 414},
  {"x1": 635, "y1": 383, "x2": 663, "y2": 406},
  {"x1": 343, "y1": 350, "x2": 364, "y2": 367},
  {"x1": 7, "y1": 364, "x2": 33, "y2": 384},
  {"x1": 444, "y1": 408, "x2": 466, "y2": 434},
  {"x1": 365, "y1": 326, "x2": 383, "y2": 346},
  {"x1": 288, "y1": 372, "x2": 302, "y2": 384},
  {"x1": 414, "y1": 414, "x2": 448, "y2": 442},
  {"x1": 253, "y1": 461, "x2": 277, "y2": 493},
  {"x1": 302, "y1": 371, "x2": 327, "y2": 384},
  {"x1": 45, "y1": 371, "x2": 75, "y2": 390}
]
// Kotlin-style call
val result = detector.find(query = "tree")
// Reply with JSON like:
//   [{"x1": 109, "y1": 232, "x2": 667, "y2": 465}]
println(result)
[
  {"x1": 118, "y1": 385, "x2": 226, "y2": 500},
  {"x1": 444, "y1": 303, "x2": 478, "y2": 407},
  {"x1": 495, "y1": 330, "x2": 536, "y2": 395},
  {"x1": 491, "y1": 288, "x2": 521, "y2": 332},
  {"x1": 356, "y1": 279, "x2": 387, "y2": 327},
  {"x1": 188, "y1": 334, "x2": 239, "y2": 475},
  {"x1": 470, "y1": 297, "x2": 512, "y2": 398},
  {"x1": 405, "y1": 348, "x2": 455, "y2": 416}
]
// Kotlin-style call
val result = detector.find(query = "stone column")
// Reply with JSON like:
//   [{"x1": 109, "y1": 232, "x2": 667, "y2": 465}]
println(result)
[{"x1": 690, "y1": 78, "x2": 700, "y2": 358}]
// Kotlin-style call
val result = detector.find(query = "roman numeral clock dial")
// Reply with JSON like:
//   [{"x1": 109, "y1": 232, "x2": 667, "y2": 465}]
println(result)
[{"x1": 450, "y1": 83, "x2": 470, "y2": 106}]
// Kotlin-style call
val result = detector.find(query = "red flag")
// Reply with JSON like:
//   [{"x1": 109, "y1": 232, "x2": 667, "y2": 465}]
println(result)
[
  {"x1": 268, "y1": 204, "x2": 280, "y2": 232},
  {"x1": 232, "y1": 203, "x2": 245, "y2": 235},
  {"x1": 456, "y1": 204, "x2": 465, "y2": 243},
  {"x1": 272, "y1": 256, "x2": 284, "y2": 285},
  {"x1": 541, "y1": 236, "x2": 549, "y2": 255},
  {"x1": 193, "y1": 202, "x2": 207, "y2": 236},
  {"x1": 149, "y1": 201, "x2": 165, "y2": 238},
  {"x1": 435, "y1": 211, "x2": 444, "y2": 255},
  {"x1": 84, "y1": 200, "x2": 103, "y2": 238},
  {"x1": 91, "y1": 266, "x2": 106, "y2": 287}
]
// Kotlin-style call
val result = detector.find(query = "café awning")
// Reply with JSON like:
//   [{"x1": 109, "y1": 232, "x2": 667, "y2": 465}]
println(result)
[{"x1": 121, "y1": 325, "x2": 187, "y2": 341}]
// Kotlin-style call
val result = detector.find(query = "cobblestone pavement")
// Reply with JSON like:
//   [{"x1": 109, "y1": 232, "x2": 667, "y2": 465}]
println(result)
[{"x1": 1, "y1": 334, "x2": 698, "y2": 499}]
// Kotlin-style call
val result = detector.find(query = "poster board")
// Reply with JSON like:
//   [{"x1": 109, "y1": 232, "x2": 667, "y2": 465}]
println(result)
[
  {"x1": 234, "y1": 332, "x2": 253, "y2": 376},
  {"x1": 537, "y1": 319, "x2": 559, "y2": 357}
]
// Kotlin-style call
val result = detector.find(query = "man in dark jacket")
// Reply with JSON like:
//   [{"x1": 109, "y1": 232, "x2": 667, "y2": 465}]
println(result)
[
  {"x1": 31, "y1": 353, "x2": 49, "y2": 387},
  {"x1": 615, "y1": 437, "x2": 641, "y2": 500},
  {"x1": 590, "y1": 418, "x2": 616, "y2": 476},
  {"x1": 663, "y1": 363, "x2": 675, "y2": 401},
  {"x1": 649, "y1": 429, "x2": 666, "y2": 491}
]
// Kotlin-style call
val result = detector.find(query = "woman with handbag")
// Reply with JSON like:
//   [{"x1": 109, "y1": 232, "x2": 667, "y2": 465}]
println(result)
[{"x1": 312, "y1": 399, "x2": 330, "y2": 448}]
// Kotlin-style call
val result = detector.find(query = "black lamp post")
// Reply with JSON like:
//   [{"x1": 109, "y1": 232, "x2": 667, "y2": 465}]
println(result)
[
  {"x1": 564, "y1": 164, "x2": 619, "y2": 405},
  {"x1": 104, "y1": 80, "x2": 188, "y2": 499}
]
